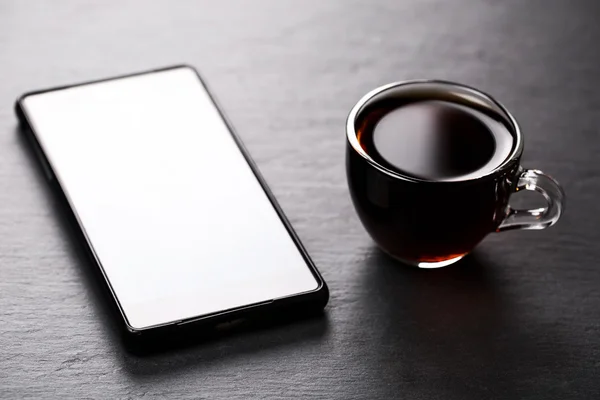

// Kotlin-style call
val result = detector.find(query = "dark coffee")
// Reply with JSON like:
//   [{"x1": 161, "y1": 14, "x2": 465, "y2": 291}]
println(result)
[
  {"x1": 356, "y1": 99, "x2": 514, "y2": 181},
  {"x1": 348, "y1": 81, "x2": 564, "y2": 267},
  {"x1": 348, "y1": 94, "x2": 520, "y2": 264}
]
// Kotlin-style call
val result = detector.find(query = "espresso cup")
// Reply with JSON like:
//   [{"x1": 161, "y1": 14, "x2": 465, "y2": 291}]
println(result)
[{"x1": 346, "y1": 80, "x2": 565, "y2": 268}]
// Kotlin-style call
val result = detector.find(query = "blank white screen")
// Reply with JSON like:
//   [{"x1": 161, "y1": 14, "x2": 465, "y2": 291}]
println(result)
[{"x1": 22, "y1": 67, "x2": 319, "y2": 330}]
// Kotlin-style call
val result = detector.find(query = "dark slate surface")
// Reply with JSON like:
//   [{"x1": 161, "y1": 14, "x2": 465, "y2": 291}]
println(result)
[{"x1": 1, "y1": 1, "x2": 599, "y2": 398}]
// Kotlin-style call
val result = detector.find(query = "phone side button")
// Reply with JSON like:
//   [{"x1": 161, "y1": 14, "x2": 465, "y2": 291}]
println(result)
[{"x1": 39, "y1": 157, "x2": 55, "y2": 181}]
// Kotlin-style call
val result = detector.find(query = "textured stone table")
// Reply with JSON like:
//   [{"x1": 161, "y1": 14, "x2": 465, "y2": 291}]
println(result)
[{"x1": 1, "y1": 1, "x2": 599, "y2": 398}]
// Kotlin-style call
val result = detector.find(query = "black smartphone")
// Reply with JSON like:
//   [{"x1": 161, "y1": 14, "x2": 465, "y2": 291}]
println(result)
[{"x1": 15, "y1": 65, "x2": 328, "y2": 336}]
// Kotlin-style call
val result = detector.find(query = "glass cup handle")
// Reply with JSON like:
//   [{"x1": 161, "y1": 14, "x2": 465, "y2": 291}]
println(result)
[{"x1": 497, "y1": 169, "x2": 566, "y2": 231}]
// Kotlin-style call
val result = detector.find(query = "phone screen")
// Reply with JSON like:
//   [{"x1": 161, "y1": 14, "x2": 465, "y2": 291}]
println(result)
[{"x1": 21, "y1": 67, "x2": 320, "y2": 330}]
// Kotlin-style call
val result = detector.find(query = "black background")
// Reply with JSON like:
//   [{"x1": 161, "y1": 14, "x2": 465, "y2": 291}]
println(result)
[{"x1": 1, "y1": 1, "x2": 599, "y2": 398}]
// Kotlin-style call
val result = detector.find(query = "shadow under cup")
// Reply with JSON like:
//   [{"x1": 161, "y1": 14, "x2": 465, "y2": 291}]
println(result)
[{"x1": 346, "y1": 81, "x2": 565, "y2": 268}]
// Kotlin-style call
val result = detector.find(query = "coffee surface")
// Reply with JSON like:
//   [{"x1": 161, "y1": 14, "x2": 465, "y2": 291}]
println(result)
[{"x1": 358, "y1": 100, "x2": 514, "y2": 181}]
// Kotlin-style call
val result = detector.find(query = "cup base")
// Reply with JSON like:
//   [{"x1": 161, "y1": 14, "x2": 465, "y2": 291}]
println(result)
[
  {"x1": 385, "y1": 251, "x2": 466, "y2": 269},
  {"x1": 416, "y1": 255, "x2": 465, "y2": 268}
]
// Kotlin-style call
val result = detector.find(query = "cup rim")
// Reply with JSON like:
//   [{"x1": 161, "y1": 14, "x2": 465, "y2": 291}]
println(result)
[{"x1": 346, "y1": 79, "x2": 524, "y2": 183}]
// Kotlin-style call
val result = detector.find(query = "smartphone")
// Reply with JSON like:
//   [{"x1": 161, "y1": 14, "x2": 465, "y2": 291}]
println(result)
[{"x1": 15, "y1": 65, "x2": 328, "y2": 335}]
